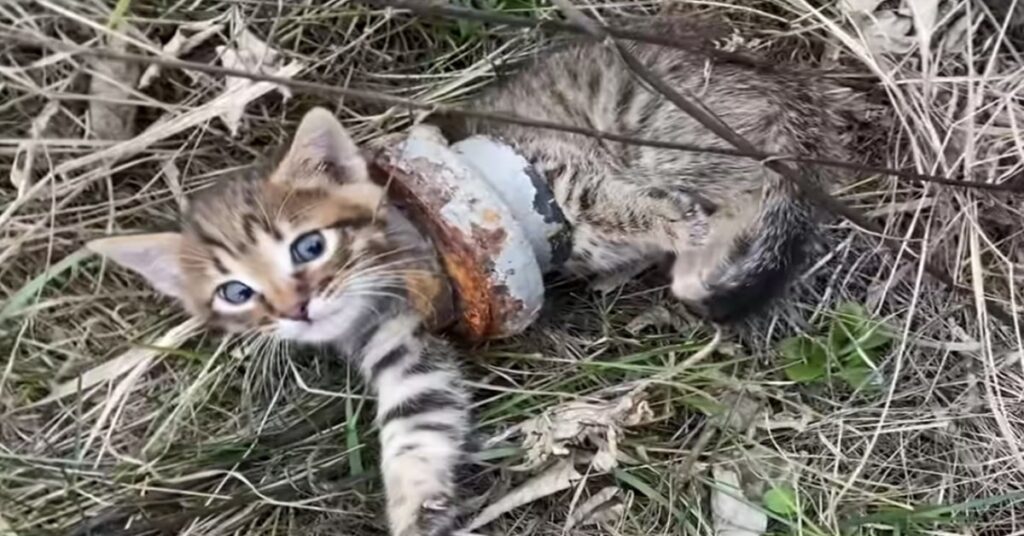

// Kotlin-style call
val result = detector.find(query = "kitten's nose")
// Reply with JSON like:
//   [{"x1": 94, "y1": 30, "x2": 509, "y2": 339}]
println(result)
[{"x1": 281, "y1": 300, "x2": 310, "y2": 322}]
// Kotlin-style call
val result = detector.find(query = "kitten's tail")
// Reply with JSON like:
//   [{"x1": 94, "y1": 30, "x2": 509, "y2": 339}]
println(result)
[{"x1": 686, "y1": 171, "x2": 817, "y2": 323}]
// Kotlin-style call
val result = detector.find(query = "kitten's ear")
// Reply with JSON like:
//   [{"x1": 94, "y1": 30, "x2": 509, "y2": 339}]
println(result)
[
  {"x1": 87, "y1": 233, "x2": 186, "y2": 300},
  {"x1": 272, "y1": 107, "x2": 369, "y2": 184}
]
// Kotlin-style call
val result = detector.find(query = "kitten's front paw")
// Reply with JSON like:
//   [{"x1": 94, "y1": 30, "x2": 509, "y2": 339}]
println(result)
[
  {"x1": 413, "y1": 493, "x2": 461, "y2": 536},
  {"x1": 670, "y1": 271, "x2": 712, "y2": 304}
]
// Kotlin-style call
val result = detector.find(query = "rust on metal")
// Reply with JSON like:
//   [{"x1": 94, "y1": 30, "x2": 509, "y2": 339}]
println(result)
[
  {"x1": 369, "y1": 158, "x2": 496, "y2": 339},
  {"x1": 366, "y1": 125, "x2": 564, "y2": 341}
]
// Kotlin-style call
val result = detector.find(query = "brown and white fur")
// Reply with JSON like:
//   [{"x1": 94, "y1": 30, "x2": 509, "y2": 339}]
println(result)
[
  {"x1": 89, "y1": 109, "x2": 471, "y2": 536},
  {"x1": 89, "y1": 24, "x2": 853, "y2": 536}
]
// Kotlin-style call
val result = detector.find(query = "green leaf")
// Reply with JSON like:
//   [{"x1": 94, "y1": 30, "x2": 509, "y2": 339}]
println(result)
[
  {"x1": 345, "y1": 398, "x2": 364, "y2": 477},
  {"x1": 838, "y1": 327, "x2": 890, "y2": 373},
  {"x1": 763, "y1": 485, "x2": 799, "y2": 516},
  {"x1": 837, "y1": 365, "x2": 882, "y2": 392},
  {"x1": 785, "y1": 358, "x2": 827, "y2": 382},
  {"x1": 1, "y1": 248, "x2": 90, "y2": 321},
  {"x1": 779, "y1": 336, "x2": 828, "y2": 382},
  {"x1": 456, "y1": 19, "x2": 482, "y2": 40},
  {"x1": 829, "y1": 302, "x2": 865, "y2": 350},
  {"x1": 835, "y1": 301, "x2": 869, "y2": 325},
  {"x1": 830, "y1": 302, "x2": 891, "y2": 364},
  {"x1": 828, "y1": 323, "x2": 851, "y2": 356},
  {"x1": 847, "y1": 325, "x2": 891, "y2": 354}
]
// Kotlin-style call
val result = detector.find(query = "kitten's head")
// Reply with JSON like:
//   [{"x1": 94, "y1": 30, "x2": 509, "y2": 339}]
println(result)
[{"x1": 89, "y1": 108, "x2": 409, "y2": 343}]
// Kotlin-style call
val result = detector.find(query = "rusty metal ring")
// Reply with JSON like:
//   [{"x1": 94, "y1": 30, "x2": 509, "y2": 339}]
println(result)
[{"x1": 369, "y1": 125, "x2": 569, "y2": 341}]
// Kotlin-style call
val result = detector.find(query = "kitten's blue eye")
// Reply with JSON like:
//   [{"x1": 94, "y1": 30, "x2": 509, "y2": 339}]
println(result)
[
  {"x1": 218, "y1": 281, "x2": 254, "y2": 304},
  {"x1": 291, "y1": 231, "x2": 326, "y2": 264}
]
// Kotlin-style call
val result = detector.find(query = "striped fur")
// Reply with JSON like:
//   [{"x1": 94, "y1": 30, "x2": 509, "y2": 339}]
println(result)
[
  {"x1": 88, "y1": 17, "x2": 863, "y2": 532},
  {"x1": 88, "y1": 108, "x2": 471, "y2": 536},
  {"x1": 346, "y1": 310, "x2": 470, "y2": 536},
  {"x1": 452, "y1": 18, "x2": 856, "y2": 321}
]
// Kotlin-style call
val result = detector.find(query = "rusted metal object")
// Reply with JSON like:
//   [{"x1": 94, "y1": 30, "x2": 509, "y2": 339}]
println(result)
[{"x1": 369, "y1": 125, "x2": 570, "y2": 341}]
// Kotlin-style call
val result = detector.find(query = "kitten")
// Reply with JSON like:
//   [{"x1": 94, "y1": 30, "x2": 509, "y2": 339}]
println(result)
[
  {"x1": 88, "y1": 25, "x2": 853, "y2": 536},
  {"x1": 88, "y1": 109, "x2": 471, "y2": 536},
  {"x1": 448, "y1": 31, "x2": 851, "y2": 320}
]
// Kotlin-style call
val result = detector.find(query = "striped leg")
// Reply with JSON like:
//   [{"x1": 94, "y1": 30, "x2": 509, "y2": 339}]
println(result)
[{"x1": 357, "y1": 313, "x2": 471, "y2": 536}]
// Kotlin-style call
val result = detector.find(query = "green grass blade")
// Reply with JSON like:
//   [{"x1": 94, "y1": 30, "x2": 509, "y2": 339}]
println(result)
[{"x1": 1, "y1": 248, "x2": 89, "y2": 321}]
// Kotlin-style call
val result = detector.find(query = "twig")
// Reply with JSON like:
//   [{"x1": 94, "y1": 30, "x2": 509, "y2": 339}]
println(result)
[
  {"x1": 2, "y1": 27, "x2": 1020, "y2": 195},
  {"x1": 354, "y1": 1, "x2": 762, "y2": 70},
  {"x1": 549, "y1": 0, "x2": 1017, "y2": 328},
  {"x1": 353, "y1": 0, "x2": 876, "y2": 89}
]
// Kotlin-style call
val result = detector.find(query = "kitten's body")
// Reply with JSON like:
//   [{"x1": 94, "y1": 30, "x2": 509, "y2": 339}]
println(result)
[
  {"x1": 455, "y1": 37, "x2": 849, "y2": 320},
  {"x1": 88, "y1": 24, "x2": 852, "y2": 536}
]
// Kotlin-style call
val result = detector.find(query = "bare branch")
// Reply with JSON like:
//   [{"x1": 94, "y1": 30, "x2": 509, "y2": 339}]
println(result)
[
  {"x1": 353, "y1": 0, "x2": 874, "y2": 89},
  {"x1": 2, "y1": 27, "x2": 1019, "y2": 195}
]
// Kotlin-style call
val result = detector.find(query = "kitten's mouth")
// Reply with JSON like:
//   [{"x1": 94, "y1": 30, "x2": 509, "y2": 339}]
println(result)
[{"x1": 275, "y1": 296, "x2": 367, "y2": 343}]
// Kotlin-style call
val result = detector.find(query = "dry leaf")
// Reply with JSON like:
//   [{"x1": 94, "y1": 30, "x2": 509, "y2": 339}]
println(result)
[
  {"x1": 625, "y1": 304, "x2": 693, "y2": 334},
  {"x1": 940, "y1": 6, "x2": 970, "y2": 53},
  {"x1": 469, "y1": 458, "x2": 581, "y2": 530},
  {"x1": 89, "y1": 37, "x2": 140, "y2": 140},
  {"x1": 513, "y1": 392, "x2": 653, "y2": 472},
  {"x1": 0, "y1": 58, "x2": 305, "y2": 234},
  {"x1": 10, "y1": 100, "x2": 59, "y2": 201},
  {"x1": 711, "y1": 466, "x2": 767, "y2": 536},
  {"x1": 140, "y1": 16, "x2": 225, "y2": 88},
  {"x1": 712, "y1": 391, "x2": 763, "y2": 433},
  {"x1": 215, "y1": 9, "x2": 300, "y2": 135},
  {"x1": 565, "y1": 486, "x2": 623, "y2": 531},
  {"x1": 842, "y1": 0, "x2": 946, "y2": 55}
]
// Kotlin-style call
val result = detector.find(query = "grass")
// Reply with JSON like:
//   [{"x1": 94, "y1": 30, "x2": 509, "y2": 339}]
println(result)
[{"x1": 2, "y1": 0, "x2": 1024, "y2": 535}]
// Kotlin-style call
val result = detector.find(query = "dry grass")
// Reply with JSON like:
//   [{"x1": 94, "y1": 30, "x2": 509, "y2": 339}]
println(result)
[{"x1": 2, "y1": 1, "x2": 1023, "y2": 535}]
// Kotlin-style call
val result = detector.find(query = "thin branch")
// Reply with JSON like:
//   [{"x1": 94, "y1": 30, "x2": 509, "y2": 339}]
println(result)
[
  {"x1": 549, "y1": 0, "x2": 1017, "y2": 328},
  {"x1": 2, "y1": 27, "x2": 1020, "y2": 195},
  {"x1": 353, "y1": 0, "x2": 875, "y2": 89}
]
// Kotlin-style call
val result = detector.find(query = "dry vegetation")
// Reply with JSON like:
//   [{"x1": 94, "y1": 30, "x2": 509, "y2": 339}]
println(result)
[{"x1": 2, "y1": 1, "x2": 1024, "y2": 535}]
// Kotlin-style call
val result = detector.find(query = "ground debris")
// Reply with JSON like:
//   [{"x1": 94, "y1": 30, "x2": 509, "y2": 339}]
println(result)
[
  {"x1": 9, "y1": 100, "x2": 59, "y2": 201},
  {"x1": 215, "y1": 9, "x2": 300, "y2": 134},
  {"x1": 88, "y1": 33, "x2": 140, "y2": 140},
  {"x1": 139, "y1": 15, "x2": 225, "y2": 88},
  {"x1": 510, "y1": 391, "x2": 654, "y2": 472},
  {"x1": 564, "y1": 485, "x2": 624, "y2": 531},
  {"x1": 468, "y1": 458, "x2": 581, "y2": 531},
  {"x1": 711, "y1": 466, "x2": 767, "y2": 536}
]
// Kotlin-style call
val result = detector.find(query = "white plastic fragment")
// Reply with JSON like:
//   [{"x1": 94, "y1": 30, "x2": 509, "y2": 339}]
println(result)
[
  {"x1": 452, "y1": 135, "x2": 569, "y2": 272},
  {"x1": 711, "y1": 466, "x2": 768, "y2": 536}
]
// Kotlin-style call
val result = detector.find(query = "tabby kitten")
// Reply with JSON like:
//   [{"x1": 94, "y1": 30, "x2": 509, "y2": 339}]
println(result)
[
  {"x1": 88, "y1": 109, "x2": 471, "y2": 536},
  {"x1": 89, "y1": 24, "x2": 852, "y2": 536}
]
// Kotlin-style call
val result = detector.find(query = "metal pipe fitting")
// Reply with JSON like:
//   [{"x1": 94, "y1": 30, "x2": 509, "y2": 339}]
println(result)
[{"x1": 369, "y1": 125, "x2": 571, "y2": 341}]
